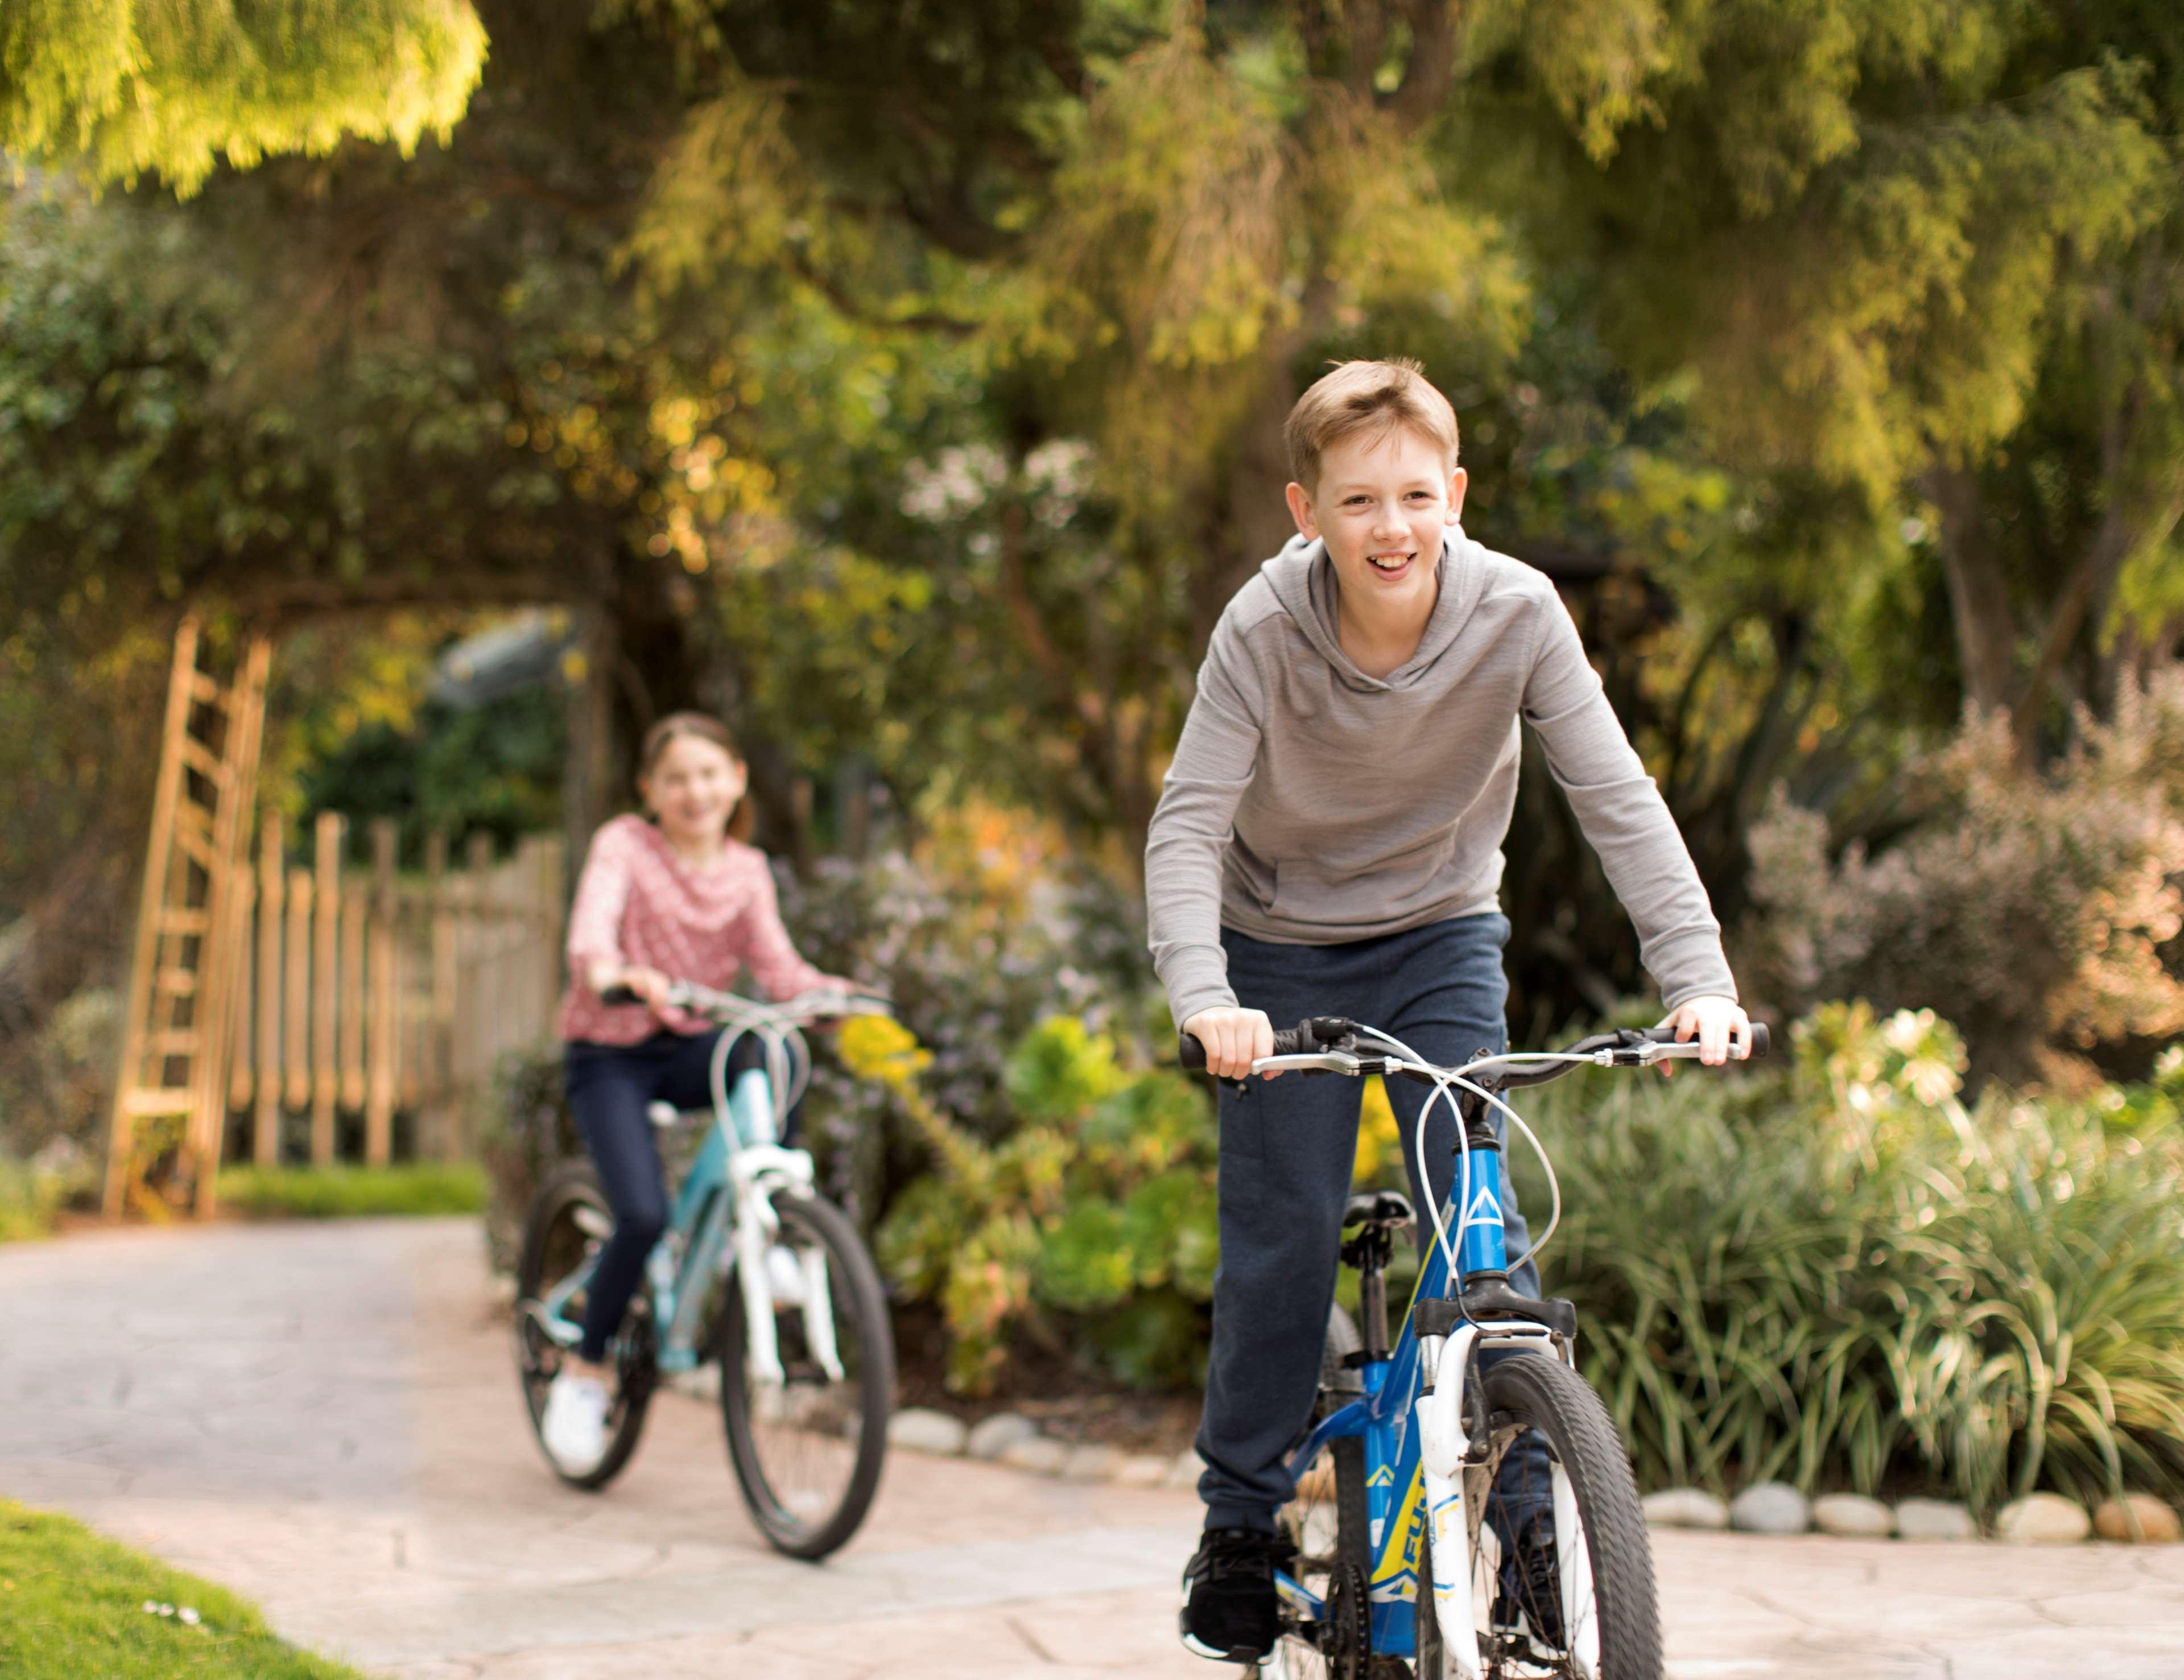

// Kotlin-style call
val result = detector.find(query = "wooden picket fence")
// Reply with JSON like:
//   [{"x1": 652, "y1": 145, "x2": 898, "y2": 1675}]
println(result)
[{"x1": 219, "y1": 812, "x2": 567, "y2": 1169}]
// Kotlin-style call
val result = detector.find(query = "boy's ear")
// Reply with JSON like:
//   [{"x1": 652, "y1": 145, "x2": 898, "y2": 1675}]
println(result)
[
  {"x1": 1446, "y1": 466, "x2": 1468, "y2": 525},
  {"x1": 1285, "y1": 480, "x2": 1319, "y2": 540}
]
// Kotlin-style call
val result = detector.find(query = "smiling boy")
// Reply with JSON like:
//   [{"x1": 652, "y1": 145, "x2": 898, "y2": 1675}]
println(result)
[{"x1": 1146, "y1": 359, "x2": 1749, "y2": 1662}]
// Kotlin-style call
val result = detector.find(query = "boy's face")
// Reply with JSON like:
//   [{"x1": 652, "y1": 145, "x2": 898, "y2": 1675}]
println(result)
[{"x1": 1285, "y1": 425, "x2": 1466, "y2": 617}]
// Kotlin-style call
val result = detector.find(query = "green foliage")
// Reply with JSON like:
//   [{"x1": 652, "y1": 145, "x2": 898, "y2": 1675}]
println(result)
[
  {"x1": 0, "y1": 1497, "x2": 368, "y2": 1677},
  {"x1": 476, "y1": 1048, "x2": 578, "y2": 1275},
  {"x1": 0, "y1": 1153, "x2": 81, "y2": 1243},
  {"x1": 214, "y1": 1163, "x2": 486, "y2": 1220},
  {"x1": 1514, "y1": 1003, "x2": 2184, "y2": 1512},
  {"x1": 1, "y1": 0, "x2": 485, "y2": 193},
  {"x1": 294, "y1": 685, "x2": 568, "y2": 863},
  {"x1": 852, "y1": 1014, "x2": 1218, "y2": 1394}
]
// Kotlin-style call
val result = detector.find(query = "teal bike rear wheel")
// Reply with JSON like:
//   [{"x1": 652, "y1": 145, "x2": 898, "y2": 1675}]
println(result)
[{"x1": 514, "y1": 1159, "x2": 658, "y2": 1491}]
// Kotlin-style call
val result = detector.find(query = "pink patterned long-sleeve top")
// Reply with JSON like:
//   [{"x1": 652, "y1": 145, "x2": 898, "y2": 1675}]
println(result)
[{"x1": 556, "y1": 815, "x2": 828, "y2": 1045}]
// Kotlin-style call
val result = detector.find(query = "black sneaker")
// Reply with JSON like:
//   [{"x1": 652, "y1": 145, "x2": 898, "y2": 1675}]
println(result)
[
  {"x1": 1178, "y1": 1526, "x2": 1294, "y2": 1663},
  {"x1": 1491, "y1": 1518, "x2": 1566, "y2": 1649}
]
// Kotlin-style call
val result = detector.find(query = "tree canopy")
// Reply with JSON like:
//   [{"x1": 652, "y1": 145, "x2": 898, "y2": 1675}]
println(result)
[{"x1": 3, "y1": 0, "x2": 2181, "y2": 1049}]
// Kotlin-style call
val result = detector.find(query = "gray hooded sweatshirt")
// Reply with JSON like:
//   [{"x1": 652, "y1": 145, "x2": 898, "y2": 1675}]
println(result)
[{"x1": 1145, "y1": 530, "x2": 1735, "y2": 1028}]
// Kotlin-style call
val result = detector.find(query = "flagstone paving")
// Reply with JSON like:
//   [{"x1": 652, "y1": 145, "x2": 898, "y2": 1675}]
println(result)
[{"x1": 5, "y1": 1217, "x2": 2181, "y2": 1677}]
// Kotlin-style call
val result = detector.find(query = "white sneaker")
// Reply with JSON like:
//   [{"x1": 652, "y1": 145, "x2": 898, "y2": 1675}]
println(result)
[
  {"x1": 540, "y1": 1371, "x2": 610, "y2": 1472},
  {"x1": 765, "y1": 1244, "x2": 806, "y2": 1307}
]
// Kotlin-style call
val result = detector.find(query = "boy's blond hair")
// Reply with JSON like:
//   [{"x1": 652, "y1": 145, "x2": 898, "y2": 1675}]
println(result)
[{"x1": 1285, "y1": 358, "x2": 1459, "y2": 492}]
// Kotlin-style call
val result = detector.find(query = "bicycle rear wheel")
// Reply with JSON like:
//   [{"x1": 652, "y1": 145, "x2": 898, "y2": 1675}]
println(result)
[
  {"x1": 1423, "y1": 1351, "x2": 1659, "y2": 1680},
  {"x1": 1274, "y1": 1303, "x2": 1372, "y2": 1678},
  {"x1": 717, "y1": 1191, "x2": 893, "y2": 1559},
  {"x1": 514, "y1": 1159, "x2": 657, "y2": 1491}
]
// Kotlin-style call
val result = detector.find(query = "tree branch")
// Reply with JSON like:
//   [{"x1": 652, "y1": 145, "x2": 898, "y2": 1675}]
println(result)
[{"x1": 1385, "y1": 0, "x2": 1461, "y2": 134}]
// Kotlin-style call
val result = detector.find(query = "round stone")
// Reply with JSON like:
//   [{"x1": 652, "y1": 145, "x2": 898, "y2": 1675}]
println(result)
[
  {"x1": 1641, "y1": 1488, "x2": 1728, "y2": 1530},
  {"x1": 1995, "y1": 1493, "x2": 2091, "y2": 1545},
  {"x1": 964, "y1": 1411, "x2": 1040, "y2": 1461},
  {"x1": 1811, "y1": 1493, "x2": 1894, "y2": 1538},
  {"x1": 1729, "y1": 1482, "x2": 1811, "y2": 1535},
  {"x1": 998, "y1": 1436, "x2": 1070, "y2": 1475},
  {"x1": 885, "y1": 1407, "x2": 968, "y2": 1456},
  {"x1": 1061, "y1": 1443, "x2": 1121, "y2": 1483},
  {"x1": 1893, "y1": 1499, "x2": 1979, "y2": 1542},
  {"x1": 1114, "y1": 1453, "x2": 1172, "y2": 1488},
  {"x1": 2093, "y1": 1495, "x2": 2182, "y2": 1544}
]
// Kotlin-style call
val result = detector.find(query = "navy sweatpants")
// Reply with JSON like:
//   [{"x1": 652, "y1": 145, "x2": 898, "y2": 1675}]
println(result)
[
  {"x1": 563, "y1": 1029, "x2": 783, "y2": 1363},
  {"x1": 1195, "y1": 912, "x2": 1550, "y2": 1533}
]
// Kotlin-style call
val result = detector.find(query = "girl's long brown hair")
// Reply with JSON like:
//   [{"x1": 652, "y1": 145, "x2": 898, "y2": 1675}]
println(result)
[{"x1": 637, "y1": 711, "x2": 755, "y2": 842}]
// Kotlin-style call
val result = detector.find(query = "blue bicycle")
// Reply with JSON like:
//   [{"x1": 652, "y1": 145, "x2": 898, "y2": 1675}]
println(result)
[
  {"x1": 515, "y1": 981, "x2": 897, "y2": 1559},
  {"x1": 1183, "y1": 1016, "x2": 1766, "y2": 1679}
]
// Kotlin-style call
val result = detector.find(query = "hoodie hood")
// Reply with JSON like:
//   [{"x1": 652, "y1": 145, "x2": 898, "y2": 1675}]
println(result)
[{"x1": 1259, "y1": 526, "x2": 1489, "y2": 692}]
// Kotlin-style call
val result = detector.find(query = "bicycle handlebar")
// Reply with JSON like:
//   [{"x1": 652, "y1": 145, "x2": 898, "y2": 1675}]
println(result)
[
  {"x1": 1178, "y1": 1018, "x2": 1768, "y2": 1083},
  {"x1": 599, "y1": 979, "x2": 891, "y2": 1022}
]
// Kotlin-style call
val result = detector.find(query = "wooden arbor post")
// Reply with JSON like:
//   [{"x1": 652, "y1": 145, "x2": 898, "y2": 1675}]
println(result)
[{"x1": 103, "y1": 618, "x2": 274, "y2": 1219}]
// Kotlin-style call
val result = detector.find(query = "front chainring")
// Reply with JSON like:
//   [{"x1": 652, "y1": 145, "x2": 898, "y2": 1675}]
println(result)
[{"x1": 1321, "y1": 1562, "x2": 1371, "y2": 1680}]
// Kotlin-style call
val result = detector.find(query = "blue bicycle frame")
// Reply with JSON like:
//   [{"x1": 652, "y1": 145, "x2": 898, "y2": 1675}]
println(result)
[{"x1": 1274, "y1": 1134, "x2": 1537, "y2": 1661}]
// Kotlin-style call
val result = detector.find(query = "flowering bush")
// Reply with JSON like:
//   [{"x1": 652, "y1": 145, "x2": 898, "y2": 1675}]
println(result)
[{"x1": 1745, "y1": 676, "x2": 2184, "y2": 1086}]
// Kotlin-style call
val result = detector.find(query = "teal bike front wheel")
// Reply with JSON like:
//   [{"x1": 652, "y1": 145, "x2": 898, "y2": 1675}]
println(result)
[{"x1": 716, "y1": 1190, "x2": 894, "y2": 1559}]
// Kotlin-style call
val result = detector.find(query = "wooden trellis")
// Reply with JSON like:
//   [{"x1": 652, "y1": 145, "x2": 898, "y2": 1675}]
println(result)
[
  {"x1": 106, "y1": 619, "x2": 570, "y2": 1219},
  {"x1": 104, "y1": 618, "x2": 273, "y2": 1217}
]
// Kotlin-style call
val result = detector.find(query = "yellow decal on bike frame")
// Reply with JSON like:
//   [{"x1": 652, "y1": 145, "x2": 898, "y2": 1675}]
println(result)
[{"x1": 1371, "y1": 1462, "x2": 1425, "y2": 1589}]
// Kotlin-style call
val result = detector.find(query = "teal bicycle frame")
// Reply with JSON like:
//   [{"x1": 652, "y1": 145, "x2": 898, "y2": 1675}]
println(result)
[{"x1": 530, "y1": 1009, "x2": 844, "y2": 1385}]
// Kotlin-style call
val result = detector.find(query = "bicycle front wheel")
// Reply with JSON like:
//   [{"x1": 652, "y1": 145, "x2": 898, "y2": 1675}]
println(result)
[
  {"x1": 716, "y1": 1191, "x2": 894, "y2": 1559},
  {"x1": 1421, "y1": 1351, "x2": 1660, "y2": 1680}
]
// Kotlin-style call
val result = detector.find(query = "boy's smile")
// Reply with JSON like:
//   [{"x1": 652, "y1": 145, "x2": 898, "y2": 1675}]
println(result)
[{"x1": 1285, "y1": 424, "x2": 1467, "y2": 674}]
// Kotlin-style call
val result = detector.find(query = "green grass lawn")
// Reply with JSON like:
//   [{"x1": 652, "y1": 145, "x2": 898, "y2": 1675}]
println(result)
[
  {"x1": 216, "y1": 1162, "x2": 486, "y2": 1219},
  {"x1": 0, "y1": 1499, "x2": 368, "y2": 1678}
]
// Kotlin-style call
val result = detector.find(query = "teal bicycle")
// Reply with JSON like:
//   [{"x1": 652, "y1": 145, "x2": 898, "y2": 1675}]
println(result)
[
  {"x1": 1182, "y1": 1016, "x2": 1766, "y2": 1679},
  {"x1": 515, "y1": 981, "x2": 896, "y2": 1559}
]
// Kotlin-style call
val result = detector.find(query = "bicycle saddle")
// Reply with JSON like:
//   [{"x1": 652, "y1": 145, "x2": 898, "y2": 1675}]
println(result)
[{"x1": 1341, "y1": 1189, "x2": 1415, "y2": 1232}]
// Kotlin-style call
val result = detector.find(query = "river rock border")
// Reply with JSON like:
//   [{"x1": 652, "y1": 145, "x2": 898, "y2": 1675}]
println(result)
[
  {"x1": 1641, "y1": 1480, "x2": 2181, "y2": 1546},
  {"x1": 671, "y1": 1380, "x2": 2182, "y2": 1538}
]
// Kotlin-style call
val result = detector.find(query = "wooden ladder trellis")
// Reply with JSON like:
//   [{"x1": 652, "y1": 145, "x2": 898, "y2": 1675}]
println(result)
[{"x1": 102, "y1": 617, "x2": 274, "y2": 1219}]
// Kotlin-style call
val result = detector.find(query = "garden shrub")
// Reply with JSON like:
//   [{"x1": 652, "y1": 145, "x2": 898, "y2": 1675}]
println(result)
[
  {"x1": 1745, "y1": 676, "x2": 2184, "y2": 1086},
  {"x1": 845, "y1": 1013, "x2": 1217, "y2": 1394},
  {"x1": 1516, "y1": 1001, "x2": 2184, "y2": 1512}
]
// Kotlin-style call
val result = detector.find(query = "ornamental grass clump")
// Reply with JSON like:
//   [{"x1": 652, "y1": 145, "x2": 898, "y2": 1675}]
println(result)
[{"x1": 1517, "y1": 1003, "x2": 2184, "y2": 1514}]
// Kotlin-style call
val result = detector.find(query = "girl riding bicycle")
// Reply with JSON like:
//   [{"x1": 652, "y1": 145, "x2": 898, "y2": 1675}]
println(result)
[{"x1": 541, "y1": 711, "x2": 852, "y2": 1475}]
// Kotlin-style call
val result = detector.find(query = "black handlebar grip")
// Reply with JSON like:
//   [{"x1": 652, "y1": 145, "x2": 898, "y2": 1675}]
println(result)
[
  {"x1": 600, "y1": 984, "x2": 641, "y2": 1006},
  {"x1": 1179, "y1": 1026, "x2": 1316, "y2": 1072}
]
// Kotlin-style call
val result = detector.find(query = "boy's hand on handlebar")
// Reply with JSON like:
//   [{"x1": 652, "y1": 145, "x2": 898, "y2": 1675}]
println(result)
[
  {"x1": 1182, "y1": 1006, "x2": 1278, "y2": 1080},
  {"x1": 1658, "y1": 994, "x2": 1752, "y2": 1071}
]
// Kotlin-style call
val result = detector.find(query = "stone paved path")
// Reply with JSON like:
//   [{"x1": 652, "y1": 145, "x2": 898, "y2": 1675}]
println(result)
[{"x1": 5, "y1": 1218, "x2": 2182, "y2": 1677}]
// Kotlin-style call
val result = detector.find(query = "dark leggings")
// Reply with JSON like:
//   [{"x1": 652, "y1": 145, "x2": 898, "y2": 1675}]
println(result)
[{"x1": 563, "y1": 1029, "x2": 792, "y2": 1363}]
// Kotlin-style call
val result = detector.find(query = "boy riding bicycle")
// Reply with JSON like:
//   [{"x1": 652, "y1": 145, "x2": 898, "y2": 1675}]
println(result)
[{"x1": 1146, "y1": 358, "x2": 1751, "y2": 1664}]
